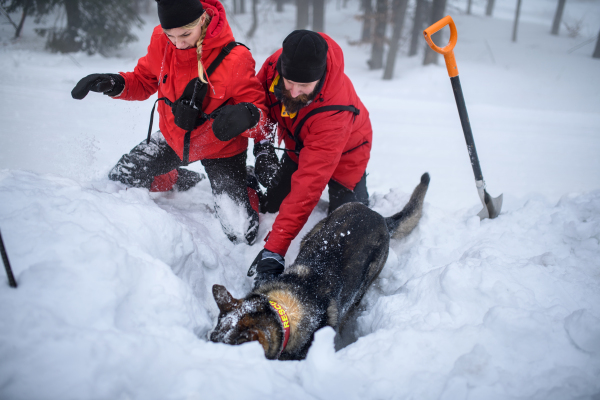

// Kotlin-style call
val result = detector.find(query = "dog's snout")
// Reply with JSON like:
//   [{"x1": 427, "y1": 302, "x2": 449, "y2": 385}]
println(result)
[{"x1": 209, "y1": 329, "x2": 221, "y2": 343}]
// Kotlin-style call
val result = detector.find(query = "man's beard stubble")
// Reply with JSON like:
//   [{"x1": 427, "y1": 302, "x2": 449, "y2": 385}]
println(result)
[{"x1": 281, "y1": 86, "x2": 315, "y2": 114}]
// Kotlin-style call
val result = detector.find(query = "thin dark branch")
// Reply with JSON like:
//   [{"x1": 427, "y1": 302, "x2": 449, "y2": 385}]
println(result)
[{"x1": 0, "y1": 4, "x2": 19, "y2": 30}]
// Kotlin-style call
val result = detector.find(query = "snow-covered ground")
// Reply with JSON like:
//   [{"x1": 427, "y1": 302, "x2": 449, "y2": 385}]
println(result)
[{"x1": 1, "y1": 0, "x2": 600, "y2": 398}]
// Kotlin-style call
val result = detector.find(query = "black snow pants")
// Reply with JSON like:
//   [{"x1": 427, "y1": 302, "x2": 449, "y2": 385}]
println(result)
[
  {"x1": 260, "y1": 151, "x2": 369, "y2": 215},
  {"x1": 108, "y1": 131, "x2": 259, "y2": 245}
]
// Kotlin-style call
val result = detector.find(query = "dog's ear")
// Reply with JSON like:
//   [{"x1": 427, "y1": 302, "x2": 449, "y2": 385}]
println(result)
[{"x1": 212, "y1": 284, "x2": 240, "y2": 313}]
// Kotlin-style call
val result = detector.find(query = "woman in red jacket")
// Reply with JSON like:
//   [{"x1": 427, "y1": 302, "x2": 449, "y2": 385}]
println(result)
[{"x1": 71, "y1": 0, "x2": 268, "y2": 245}]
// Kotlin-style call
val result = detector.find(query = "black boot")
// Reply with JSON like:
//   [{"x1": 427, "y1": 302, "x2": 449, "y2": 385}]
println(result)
[
  {"x1": 246, "y1": 166, "x2": 263, "y2": 201},
  {"x1": 174, "y1": 168, "x2": 205, "y2": 191}
]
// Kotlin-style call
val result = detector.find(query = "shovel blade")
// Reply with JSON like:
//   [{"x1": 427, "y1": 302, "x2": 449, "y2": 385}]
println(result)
[{"x1": 477, "y1": 190, "x2": 503, "y2": 220}]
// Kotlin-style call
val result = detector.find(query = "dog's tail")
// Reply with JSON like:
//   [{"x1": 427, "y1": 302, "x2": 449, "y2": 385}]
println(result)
[{"x1": 385, "y1": 173, "x2": 430, "y2": 240}]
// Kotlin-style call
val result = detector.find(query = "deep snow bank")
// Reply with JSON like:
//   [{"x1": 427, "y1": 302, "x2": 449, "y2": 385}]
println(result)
[{"x1": 1, "y1": 169, "x2": 599, "y2": 399}]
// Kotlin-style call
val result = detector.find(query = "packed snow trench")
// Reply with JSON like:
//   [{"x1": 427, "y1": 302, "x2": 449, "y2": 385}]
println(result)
[{"x1": 1, "y1": 0, "x2": 600, "y2": 399}]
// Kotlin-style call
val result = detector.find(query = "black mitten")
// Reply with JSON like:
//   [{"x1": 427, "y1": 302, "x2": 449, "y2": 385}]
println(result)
[
  {"x1": 71, "y1": 73, "x2": 125, "y2": 99},
  {"x1": 213, "y1": 103, "x2": 261, "y2": 142},
  {"x1": 253, "y1": 141, "x2": 281, "y2": 189}
]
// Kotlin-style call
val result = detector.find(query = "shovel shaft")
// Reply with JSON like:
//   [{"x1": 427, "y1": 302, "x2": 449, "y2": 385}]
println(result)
[
  {"x1": 0, "y1": 229, "x2": 17, "y2": 288},
  {"x1": 450, "y1": 75, "x2": 484, "y2": 182}
]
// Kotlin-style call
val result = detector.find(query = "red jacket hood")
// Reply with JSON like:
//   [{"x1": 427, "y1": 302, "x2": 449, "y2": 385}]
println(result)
[
  {"x1": 318, "y1": 33, "x2": 346, "y2": 101},
  {"x1": 201, "y1": 0, "x2": 233, "y2": 51}
]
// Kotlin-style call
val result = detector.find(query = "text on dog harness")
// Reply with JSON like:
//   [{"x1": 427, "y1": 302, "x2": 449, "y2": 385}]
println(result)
[{"x1": 269, "y1": 300, "x2": 290, "y2": 354}]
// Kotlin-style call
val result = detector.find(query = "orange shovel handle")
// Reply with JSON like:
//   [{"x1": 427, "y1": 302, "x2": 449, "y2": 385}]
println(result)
[{"x1": 423, "y1": 15, "x2": 459, "y2": 77}]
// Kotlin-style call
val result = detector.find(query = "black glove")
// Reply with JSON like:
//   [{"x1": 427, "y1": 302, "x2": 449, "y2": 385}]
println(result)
[
  {"x1": 248, "y1": 249, "x2": 285, "y2": 287},
  {"x1": 71, "y1": 73, "x2": 125, "y2": 100},
  {"x1": 253, "y1": 140, "x2": 281, "y2": 189},
  {"x1": 213, "y1": 103, "x2": 260, "y2": 142}
]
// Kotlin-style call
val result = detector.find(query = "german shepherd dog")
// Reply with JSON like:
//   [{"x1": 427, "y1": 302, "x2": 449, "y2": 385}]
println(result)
[{"x1": 210, "y1": 173, "x2": 430, "y2": 360}]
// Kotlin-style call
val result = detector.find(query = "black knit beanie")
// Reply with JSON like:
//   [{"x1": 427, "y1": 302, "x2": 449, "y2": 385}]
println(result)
[
  {"x1": 276, "y1": 30, "x2": 328, "y2": 83},
  {"x1": 156, "y1": 0, "x2": 204, "y2": 30}
]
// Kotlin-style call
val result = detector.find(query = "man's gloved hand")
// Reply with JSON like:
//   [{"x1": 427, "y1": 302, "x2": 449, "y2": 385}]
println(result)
[
  {"x1": 213, "y1": 102, "x2": 260, "y2": 142},
  {"x1": 71, "y1": 73, "x2": 125, "y2": 100},
  {"x1": 253, "y1": 140, "x2": 281, "y2": 189},
  {"x1": 248, "y1": 249, "x2": 285, "y2": 287}
]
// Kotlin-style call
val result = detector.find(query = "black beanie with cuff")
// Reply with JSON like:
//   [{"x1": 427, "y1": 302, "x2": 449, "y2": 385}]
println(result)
[
  {"x1": 276, "y1": 30, "x2": 328, "y2": 83},
  {"x1": 156, "y1": 0, "x2": 205, "y2": 30}
]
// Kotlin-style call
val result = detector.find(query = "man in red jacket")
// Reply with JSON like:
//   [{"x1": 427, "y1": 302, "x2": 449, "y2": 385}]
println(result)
[
  {"x1": 249, "y1": 30, "x2": 373, "y2": 284},
  {"x1": 71, "y1": 0, "x2": 268, "y2": 245}
]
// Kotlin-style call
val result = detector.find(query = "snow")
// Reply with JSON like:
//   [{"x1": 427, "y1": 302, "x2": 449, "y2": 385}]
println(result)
[{"x1": 1, "y1": 0, "x2": 600, "y2": 399}]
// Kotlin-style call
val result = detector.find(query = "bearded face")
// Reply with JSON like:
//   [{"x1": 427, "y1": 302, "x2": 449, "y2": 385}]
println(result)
[{"x1": 280, "y1": 86, "x2": 316, "y2": 114}]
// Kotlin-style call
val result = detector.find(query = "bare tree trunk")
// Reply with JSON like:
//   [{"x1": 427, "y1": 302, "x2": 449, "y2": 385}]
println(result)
[
  {"x1": 485, "y1": 0, "x2": 495, "y2": 16},
  {"x1": 551, "y1": 0, "x2": 567, "y2": 35},
  {"x1": 512, "y1": 0, "x2": 522, "y2": 42},
  {"x1": 313, "y1": 0, "x2": 325, "y2": 32},
  {"x1": 58, "y1": 0, "x2": 82, "y2": 52},
  {"x1": 15, "y1": 0, "x2": 33, "y2": 39},
  {"x1": 593, "y1": 28, "x2": 600, "y2": 59},
  {"x1": 361, "y1": 0, "x2": 373, "y2": 42},
  {"x1": 296, "y1": 0, "x2": 310, "y2": 29},
  {"x1": 247, "y1": 0, "x2": 259, "y2": 37},
  {"x1": 467, "y1": 0, "x2": 472, "y2": 15},
  {"x1": 368, "y1": 0, "x2": 388, "y2": 70},
  {"x1": 423, "y1": 0, "x2": 446, "y2": 65},
  {"x1": 409, "y1": 0, "x2": 427, "y2": 56},
  {"x1": 276, "y1": 0, "x2": 284, "y2": 12},
  {"x1": 383, "y1": 0, "x2": 409, "y2": 79},
  {"x1": 240, "y1": 0, "x2": 246, "y2": 14}
]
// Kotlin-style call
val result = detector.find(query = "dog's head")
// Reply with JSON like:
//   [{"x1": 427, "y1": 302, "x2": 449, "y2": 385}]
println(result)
[{"x1": 210, "y1": 284, "x2": 285, "y2": 359}]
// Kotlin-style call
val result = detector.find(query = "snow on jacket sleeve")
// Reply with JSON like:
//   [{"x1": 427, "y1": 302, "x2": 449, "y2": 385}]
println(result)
[
  {"x1": 264, "y1": 110, "x2": 355, "y2": 256},
  {"x1": 255, "y1": 54, "x2": 281, "y2": 141}
]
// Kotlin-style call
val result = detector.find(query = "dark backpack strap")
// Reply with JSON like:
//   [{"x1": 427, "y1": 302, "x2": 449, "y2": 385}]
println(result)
[
  {"x1": 182, "y1": 131, "x2": 192, "y2": 165},
  {"x1": 147, "y1": 97, "x2": 172, "y2": 144},
  {"x1": 290, "y1": 105, "x2": 360, "y2": 155},
  {"x1": 268, "y1": 100, "x2": 281, "y2": 109},
  {"x1": 205, "y1": 41, "x2": 250, "y2": 77}
]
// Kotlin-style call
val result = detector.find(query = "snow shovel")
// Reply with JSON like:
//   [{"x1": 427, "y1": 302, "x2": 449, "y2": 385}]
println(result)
[{"x1": 423, "y1": 15, "x2": 503, "y2": 219}]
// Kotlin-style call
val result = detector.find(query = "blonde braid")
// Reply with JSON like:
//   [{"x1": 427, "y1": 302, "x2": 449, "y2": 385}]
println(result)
[{"x1": 196, "y1": 13, "x2": 211, "y2": 83}]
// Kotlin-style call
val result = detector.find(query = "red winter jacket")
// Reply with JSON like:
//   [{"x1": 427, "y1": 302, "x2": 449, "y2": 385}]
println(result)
[
  {"x1": 114, "y1": 0, "x2": 267, "y2": 162},
  {"x1": 256, "y1": 33, "x2": 372, "y2": 256}
]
